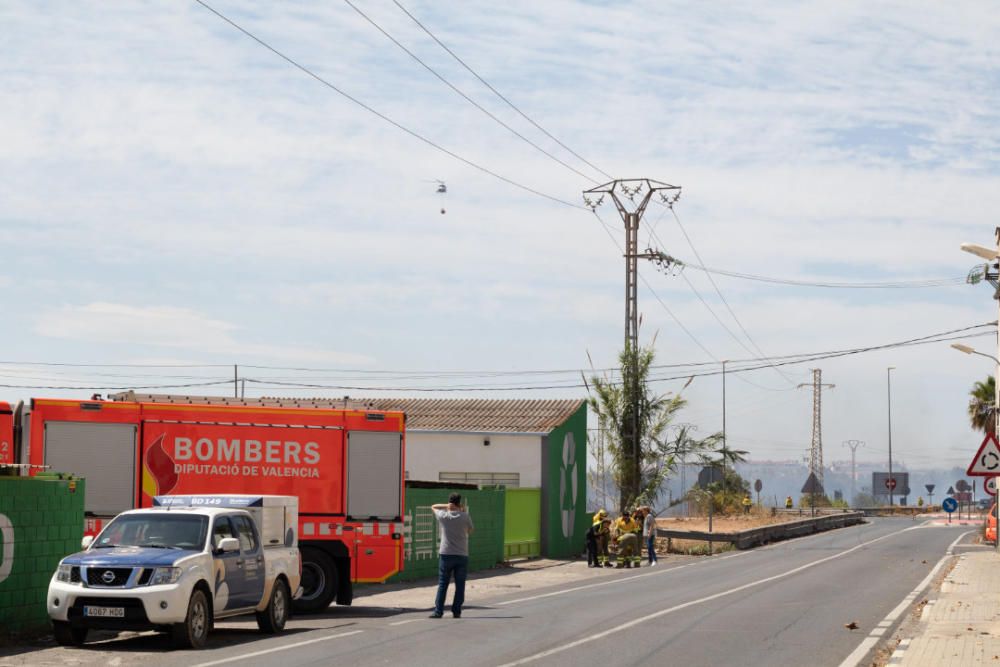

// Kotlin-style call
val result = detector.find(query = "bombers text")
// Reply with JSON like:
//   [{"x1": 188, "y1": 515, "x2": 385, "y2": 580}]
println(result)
[{"x1": 172, "y1": 437, "x2": 321, "y2": 465}]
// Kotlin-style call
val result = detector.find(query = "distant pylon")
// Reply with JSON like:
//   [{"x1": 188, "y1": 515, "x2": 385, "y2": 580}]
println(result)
[{"x1": 798, "y1": 370, "x2": 835, "y2": 487}]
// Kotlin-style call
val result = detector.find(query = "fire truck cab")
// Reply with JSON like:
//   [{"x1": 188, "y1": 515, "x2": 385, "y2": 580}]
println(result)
[{"x1": 2, "y1": 395, "x2": 406, "y2": 613}]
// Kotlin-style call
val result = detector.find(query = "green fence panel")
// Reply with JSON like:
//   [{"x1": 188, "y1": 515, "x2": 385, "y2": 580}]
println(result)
[
  {"x1": 0, "y1": 475, "x2": 85, "y2": 636},
  {"x1": 504, "y1": 488, "x2": 541, "y2": 559},
  {"x1": 541, "y1": 403, "x2": 588, "y2": 558},
  {"x1": 388, "y1": 485, "x2": 505, "y2": 583}
]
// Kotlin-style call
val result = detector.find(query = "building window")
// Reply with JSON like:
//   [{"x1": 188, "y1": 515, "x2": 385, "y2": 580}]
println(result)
[{"x1": 439, "y1": 472, "x2": 520, "y2": 488}]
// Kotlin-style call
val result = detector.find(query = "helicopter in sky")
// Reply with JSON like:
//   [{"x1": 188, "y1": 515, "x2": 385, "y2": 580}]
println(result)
[{"x1": 426, "y1": 180, "x2": 448, "y2": 214}]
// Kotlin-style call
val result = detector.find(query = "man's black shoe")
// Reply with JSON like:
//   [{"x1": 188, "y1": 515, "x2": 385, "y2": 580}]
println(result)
[
  {"x1": 429, "y1": 612, "x2": 443, "y2": 618},
  {"x1": 453, "y1": 612, "x2": 461, "y2": 618}
]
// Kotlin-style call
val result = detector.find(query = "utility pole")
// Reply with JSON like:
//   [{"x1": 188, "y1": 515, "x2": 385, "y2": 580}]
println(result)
[
  {"x1": 798, "y1": 369, "x2": 834, "y2": 489},
  {"x1": 887, "y1": 367, "x2": 895, "y2": 506},
  {"x1": 584, "y1": 179, "x2": 681, "y2": 509},
  {"x1": 722, "y1": 360, "x2": 728, "y2": 494},
  {"x1": 842, "y1": 439, "x2": 865, "y2": 506}
]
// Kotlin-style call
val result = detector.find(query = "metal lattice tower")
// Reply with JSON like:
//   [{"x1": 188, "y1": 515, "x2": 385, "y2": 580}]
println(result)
[{"x1": 798, "y1": 369, "x2": 834, "y2": 487}]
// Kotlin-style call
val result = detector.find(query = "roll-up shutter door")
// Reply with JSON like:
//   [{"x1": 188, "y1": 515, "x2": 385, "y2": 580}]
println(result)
[
  {"x1": 44, "y1": 421, "x2": 137, "y2": 515},
  {"x1": 346, "y1": 431, "x2": 402, "y2": 521}
]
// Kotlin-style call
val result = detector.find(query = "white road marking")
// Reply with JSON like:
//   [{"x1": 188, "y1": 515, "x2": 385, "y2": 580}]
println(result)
[
  {"x1": 189, "y1": 630, "x2": 364, "y2": 667},
  {"x1": 496, "y1": 524, "x2": 927, "y2": 666},
  {"x1": 836, "y1": 529, "x2": 972, "y2": 667},
  {"x1": 389, "y1": 619, "x2": 422, "y2": 626},
  {"x1": 497, "y1": 552, "x2": 748, "y2": 606}
]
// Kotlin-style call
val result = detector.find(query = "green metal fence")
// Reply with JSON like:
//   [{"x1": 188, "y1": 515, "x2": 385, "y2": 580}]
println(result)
[
  {"x1": 388, "y1": 485, "x2": 505, "y2": 582},
  {"x1": 504, "y1": 487, "x2": 540, "y2": 559},
  {"x1": 0, "y1": 475, "x2": 85, "y2": 636}
]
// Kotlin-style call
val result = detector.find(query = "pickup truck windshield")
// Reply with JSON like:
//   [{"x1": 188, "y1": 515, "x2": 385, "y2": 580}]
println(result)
[{"x1": 94, "y1": 514, "x2": 208, "y2": 551}]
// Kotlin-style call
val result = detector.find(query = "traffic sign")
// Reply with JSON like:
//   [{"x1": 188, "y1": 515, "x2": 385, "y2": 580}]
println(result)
[
  {"x1": 967, "y1": 433, "x2": 1000, "y2": 476},
  {"x1": 942, "y1": 497, "x2": 958, "y2": 513},
  {"x1": 986, "y1": 477, "x2": 998, "y2": 496},
  {"x1": 885, "y1": 477, "x2": 897, "y2": 491},
  {"x1": 754, "y1": 479, "x2": 763, "y2": 493},
  {"x1": 957, "y1": 479, "x2": 972, "y2": 492},
  {"x1": 925, "y1": 484, "x2": 936, "y2": 494},
  {"x1": 946, "y1": 486, "x2": 956, "y2": 496}
]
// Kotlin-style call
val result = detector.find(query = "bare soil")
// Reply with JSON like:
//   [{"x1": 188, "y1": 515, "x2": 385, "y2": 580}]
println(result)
[{"x1": 655, "y1": 512, "x2": 791, "y2": 555}]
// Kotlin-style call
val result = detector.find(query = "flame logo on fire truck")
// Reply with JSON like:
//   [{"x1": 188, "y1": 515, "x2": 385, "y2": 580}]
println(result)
[{"x1": 142, "y1": 434, "x2": 179, "y2": 499}]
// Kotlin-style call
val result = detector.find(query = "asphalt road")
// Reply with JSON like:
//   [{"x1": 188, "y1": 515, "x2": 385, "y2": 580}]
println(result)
[{"x1": 5, "y1": 518, "x2": 974, "y2": 667}]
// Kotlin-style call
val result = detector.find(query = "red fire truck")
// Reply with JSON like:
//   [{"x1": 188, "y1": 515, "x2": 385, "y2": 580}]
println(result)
[{"x1": 0, "y1": 395, "x2": 405, "y2": 613}]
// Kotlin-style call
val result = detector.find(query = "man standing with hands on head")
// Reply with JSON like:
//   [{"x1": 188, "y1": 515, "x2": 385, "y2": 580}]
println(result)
[{"x1": 430, "y1": 493, "x2": 474, "y2": 619}]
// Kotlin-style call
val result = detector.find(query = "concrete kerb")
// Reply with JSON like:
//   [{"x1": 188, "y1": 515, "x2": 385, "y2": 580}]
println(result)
[{"x1": 886, "y1": 545, "x2": 1000, "y2": 667}]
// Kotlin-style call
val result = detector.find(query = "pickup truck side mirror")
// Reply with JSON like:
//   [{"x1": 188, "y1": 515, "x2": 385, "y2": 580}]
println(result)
[
  {"x1": 81, "y1": 535, "x2": 94, "y2": 550},
  {"x1": 217, "y1": 537, "x2": 240, "y2": 553}
]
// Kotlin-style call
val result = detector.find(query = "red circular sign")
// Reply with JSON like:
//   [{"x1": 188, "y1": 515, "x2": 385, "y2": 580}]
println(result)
[{"x1": 885, "y1": 478, "x2": 897, "y2": 490}]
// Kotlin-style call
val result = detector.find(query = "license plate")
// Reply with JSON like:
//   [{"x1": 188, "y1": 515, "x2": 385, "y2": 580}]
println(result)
[{"x1": 84, "y1": 606, "x2": 125, "y2": 618}]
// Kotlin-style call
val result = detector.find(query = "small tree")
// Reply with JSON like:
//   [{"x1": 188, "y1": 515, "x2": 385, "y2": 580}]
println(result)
[{"x1": 586, "y1": 342, "x2": 718, "y2": 513}]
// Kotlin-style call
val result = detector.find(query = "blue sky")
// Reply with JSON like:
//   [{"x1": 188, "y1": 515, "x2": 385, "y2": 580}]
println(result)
[{"x1": 2, "y1": 1, "x2": 999, "y2": 469}]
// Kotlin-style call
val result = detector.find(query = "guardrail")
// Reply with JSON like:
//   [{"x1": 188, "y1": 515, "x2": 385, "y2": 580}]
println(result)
[{"x1": 657, "y1": 511, "x2": 865, "y2": 551}]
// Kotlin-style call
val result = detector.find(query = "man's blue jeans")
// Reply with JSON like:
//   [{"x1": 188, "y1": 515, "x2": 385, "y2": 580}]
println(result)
[
  {"x1": 434, "y1": 554, "x2": 469, "y2": 615},
  {"x1": 646, "y1": 536, "x2": 657, "y2": 563}
]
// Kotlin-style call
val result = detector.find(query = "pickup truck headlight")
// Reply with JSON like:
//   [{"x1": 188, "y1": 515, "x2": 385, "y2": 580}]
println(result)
[
  {"x1": 56, "y1": 564, "x2": 75, "y2": 583},
  {"x1": 150, "y1": 567, "x2": 182, "y2": 586}
]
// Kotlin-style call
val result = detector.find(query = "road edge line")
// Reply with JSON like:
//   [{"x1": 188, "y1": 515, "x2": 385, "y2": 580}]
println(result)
[
  {"x1": 189, "y1": 629, "x2": 364, "y2": 667},
  {"x1": 836, "y1": 529, "x2": 972, "y2": 667}
]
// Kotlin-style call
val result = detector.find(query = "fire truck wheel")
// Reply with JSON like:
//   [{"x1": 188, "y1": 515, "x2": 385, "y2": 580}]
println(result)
[
  {"x1": 172, "y1": 588, "x2": 210, "y2": 649},
  {"x1": 53, "y1": 621, "x2": 87, "y2": 646},
  {"x1": 294, "y1": 547, "x2": 337, "y2": 613},
  {"x1": 256, "y1": 578, "x2": 289, "y2": 633}
]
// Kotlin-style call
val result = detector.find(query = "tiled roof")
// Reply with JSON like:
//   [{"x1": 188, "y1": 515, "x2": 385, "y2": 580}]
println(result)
[
  {"x1": 111, "y1": 393, "x2": 584, "y2": 434},
  {"x1": 354, "y1": 398, "x2": 584, "y2": 433}
]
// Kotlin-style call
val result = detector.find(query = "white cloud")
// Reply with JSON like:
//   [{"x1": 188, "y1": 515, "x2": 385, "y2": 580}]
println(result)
[{"x1": 34, "y1": 302, "x2": 371, "y2": 365}]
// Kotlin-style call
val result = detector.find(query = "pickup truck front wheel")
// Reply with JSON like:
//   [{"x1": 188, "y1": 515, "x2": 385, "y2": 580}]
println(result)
[
  {"x1": 257, "y1": 578, "x2": 289, "y2": 633},
  {"x1": 53, "y1": 621, "x2": 87, "y2": 646},
  {"x1": 172, "y1": 589, "x2": 210, "y2": 649}
]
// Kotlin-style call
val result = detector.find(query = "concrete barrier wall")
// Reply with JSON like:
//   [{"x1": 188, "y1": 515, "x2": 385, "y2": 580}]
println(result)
[
  {"x1": 0, "y1": 475, "x2": 85, "y2": 635},
  {"x1": 658, "y1": 511, "x2": 865, "y2": 551}
]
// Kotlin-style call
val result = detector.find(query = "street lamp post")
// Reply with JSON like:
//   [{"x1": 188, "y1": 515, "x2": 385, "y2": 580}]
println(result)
[{"x1": 888, "y1": 367, "x2": 895, "y2": 507}]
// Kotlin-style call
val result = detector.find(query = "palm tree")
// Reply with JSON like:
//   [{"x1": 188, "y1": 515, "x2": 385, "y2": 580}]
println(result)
[
  {"x1": 585, "y1": 342, "x2": 719, "y2": 512},
  {"x1": 968, "y1": 376, "x2": 997, "y2": 435}
]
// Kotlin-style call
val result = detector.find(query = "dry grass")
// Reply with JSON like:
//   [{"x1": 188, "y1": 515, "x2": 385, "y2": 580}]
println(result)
[{"x1": 654, "y1": 511, "x2": 790, "y2": 555}]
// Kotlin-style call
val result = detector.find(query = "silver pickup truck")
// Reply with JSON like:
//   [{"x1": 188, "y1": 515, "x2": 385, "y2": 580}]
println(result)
[{"x1": 48, "y1": 495, "x2": 302, "y2": 649}]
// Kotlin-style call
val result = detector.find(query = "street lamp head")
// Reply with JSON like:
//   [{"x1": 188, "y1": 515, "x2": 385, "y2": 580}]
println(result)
[
  {"x1": 951, "y1": 343, "x2": 976, "y2": 355},
  {"x1": 961, "y1": 243, "x2": 1000, "y2": 261}
]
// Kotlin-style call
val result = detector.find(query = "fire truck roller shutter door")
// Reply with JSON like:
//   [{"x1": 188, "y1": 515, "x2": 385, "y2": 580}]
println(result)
[
  {"x1": 345, "y1": 431, "x2": 402, "y2": 521},
  {"x1": 44, "y1": 422, "x2": 137, "y2": 515}
]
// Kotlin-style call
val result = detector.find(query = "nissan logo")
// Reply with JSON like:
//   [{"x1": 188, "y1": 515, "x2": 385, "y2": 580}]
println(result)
[{"x1": 101, "y1": 570, "x2": 116, "y2": 584}]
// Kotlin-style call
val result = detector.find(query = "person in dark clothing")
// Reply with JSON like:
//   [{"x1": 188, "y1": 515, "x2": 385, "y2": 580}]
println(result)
[{"x1": 585, "y1": 521, "x2": 599, "y2": 567}]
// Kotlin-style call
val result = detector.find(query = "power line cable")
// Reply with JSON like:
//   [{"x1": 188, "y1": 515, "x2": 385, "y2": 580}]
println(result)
[
  {"x1": 193, "y1": 0, "x2": 584, "y2": 210},
  {"x1": 680, "y1": 261, "x2": 966, "y2": 289},
  {"x1": 390, "y1": 0, "x2": 613, "y2": 182},
  {"x1": 658, "y1": 208, "x2": 796, "y2": 385},
  {"x1": 344, "y1": 0, "x2": 599, "y2": 183}
]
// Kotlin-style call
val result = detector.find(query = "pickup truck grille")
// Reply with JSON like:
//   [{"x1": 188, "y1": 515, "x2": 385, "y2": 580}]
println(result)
[{"x1": 85, "y1": 567, "x2": 133, "y2": 587}]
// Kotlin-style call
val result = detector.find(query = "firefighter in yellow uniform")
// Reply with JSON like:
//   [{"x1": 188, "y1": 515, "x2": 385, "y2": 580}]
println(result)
[
  {"x1": 614, "y1": 511, "x2": 641, "y2": 568},
  {"x1": 785, "y1": 495, "x2": 793, "y2": 510},
  {"x1": 592, "y1": 510, "x2": 612, "y2": 567},
  {"x1": 742, "y1": 494, "x2": 752, "y2": 515}
]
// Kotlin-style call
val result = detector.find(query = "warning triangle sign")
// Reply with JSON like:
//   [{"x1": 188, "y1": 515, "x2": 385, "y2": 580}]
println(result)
[
  {"x1": 801, "y1": 472, "x2": 824, "y2": 495},
  {"x1": 967, "y1": 433, "x2": 1000, "y2": 476}
]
